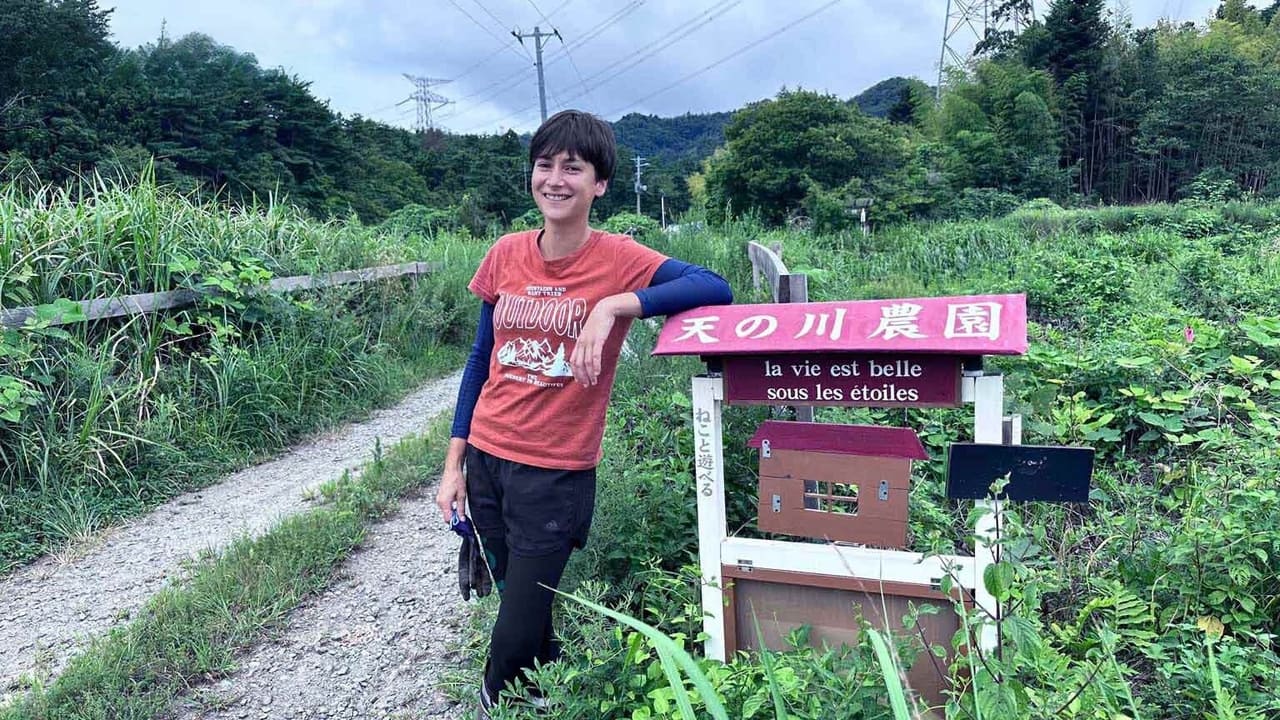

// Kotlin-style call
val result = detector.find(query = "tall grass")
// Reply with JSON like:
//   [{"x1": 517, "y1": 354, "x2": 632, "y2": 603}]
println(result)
[
  {"x1": 482, "y1": 203, "x2": 1280, "y2": 718},
  {"x1": 0, "y1": 173, "x2": 484, "y2": 571},
  {"x1": 0, "y1": 167, "x2": 443, "y2": 307}
]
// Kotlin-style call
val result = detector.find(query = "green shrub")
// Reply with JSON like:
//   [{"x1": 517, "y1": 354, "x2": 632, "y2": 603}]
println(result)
[
  {"x1": 943, "y1": 187, "x2": 1023, "y2": 220},
  {"x1": 601, "y1": 211, "x2": 662, "y2": 241}
]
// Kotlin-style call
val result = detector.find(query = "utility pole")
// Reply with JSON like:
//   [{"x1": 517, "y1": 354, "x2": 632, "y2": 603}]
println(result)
[
  {"x1": 512, "y1": 26, "x2": 560, "y2": 123},
  {"x1": 633, "y1": 155, "x2": 649, "y2": 216},
  {"x1": 399, "y1": 74, "x2": 453, "y2": 131}
]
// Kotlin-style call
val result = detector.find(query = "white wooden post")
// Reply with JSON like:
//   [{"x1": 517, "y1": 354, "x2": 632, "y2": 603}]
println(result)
[
  {"x1": 971, "y1": 373, "x2": 1004, "y2": 653},
  {"x1": 691, "y1": 374, "x2": 728, "y2": 662}
]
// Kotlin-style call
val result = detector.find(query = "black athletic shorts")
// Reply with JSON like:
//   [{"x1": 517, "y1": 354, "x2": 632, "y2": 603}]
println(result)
[{"x1": 464, "y1": 444, "x2": 597, "y2": 557}]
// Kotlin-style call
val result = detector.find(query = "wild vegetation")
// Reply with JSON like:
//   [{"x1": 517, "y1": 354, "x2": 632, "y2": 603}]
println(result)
[
  {"x1": 10, "y1": 1, "x2": 1280, "y2": 234},
  {"x1": 5, "y1": 1, "x2": 1280, "y2": 718},
  {"x1": 697, "y1": 0, "x2": 1280, "y2": 229},
  {"x1": 0, "y1": 172, "x2": 480, "y2": 571},
  {"x1": 462, "y1": 202, "x2": 1280, "y2": 719}
]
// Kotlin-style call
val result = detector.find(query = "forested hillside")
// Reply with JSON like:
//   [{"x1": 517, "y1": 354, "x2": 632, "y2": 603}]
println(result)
[
  {"x1": 7, "y1": 0, "x2": 1280, "y2": 233},
  {"x1": 852, "y1": 76, "x2": 931, "y2": 118},
  {"x1": 699, "y1": 0, "x2": 1280, "y2": 232},
  {"x1": 0, "y1": 0, "x2": 721, "y2": 229}
]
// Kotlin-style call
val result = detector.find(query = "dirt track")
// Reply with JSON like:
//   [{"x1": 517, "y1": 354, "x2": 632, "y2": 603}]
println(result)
[{"x1": 0, "y1": 371, "x2": 465, "y2": 718}]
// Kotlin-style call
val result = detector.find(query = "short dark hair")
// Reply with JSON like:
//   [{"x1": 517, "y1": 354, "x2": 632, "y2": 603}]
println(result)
[{"x1": 528, "y1": 110, "x2": 616, "y2": 183}]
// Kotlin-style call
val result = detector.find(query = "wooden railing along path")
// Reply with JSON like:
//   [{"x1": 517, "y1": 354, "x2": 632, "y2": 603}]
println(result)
[
  {"x1": 745, "y1": 241, "x2": 813, "y2": 422},
  {"x1": 0, "y1": 261, "x2": 441, "y2": 329}
]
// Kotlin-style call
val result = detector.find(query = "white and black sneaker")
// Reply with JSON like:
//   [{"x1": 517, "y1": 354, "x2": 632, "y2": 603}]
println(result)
[{"x1": 477, "y1": 681, "x2": 495, "y2": 720}]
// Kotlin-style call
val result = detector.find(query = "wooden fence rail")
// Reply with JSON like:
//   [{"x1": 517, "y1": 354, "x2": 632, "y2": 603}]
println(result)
[
  {"x1": 745, "y1": 241, "x2": 813, "y2": 422},
  {"x1": 0, "y1": 261, "x2": 441, "y2": 329}
]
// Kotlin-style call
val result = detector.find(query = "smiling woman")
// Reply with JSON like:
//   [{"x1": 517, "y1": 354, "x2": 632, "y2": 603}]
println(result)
[{"x1": 432, "y1": 109, "x2": 733, "y2": 718}]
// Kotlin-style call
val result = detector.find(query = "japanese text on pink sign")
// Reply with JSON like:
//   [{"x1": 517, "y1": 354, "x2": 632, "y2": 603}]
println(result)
[{"x1": 653, "y1": 294, "x2": 1027, "y2": 356}]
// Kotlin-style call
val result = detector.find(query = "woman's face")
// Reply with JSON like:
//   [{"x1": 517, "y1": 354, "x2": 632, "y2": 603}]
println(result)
[{"x1": 531, "y1": 150, "x2": 607, "y2": 226}]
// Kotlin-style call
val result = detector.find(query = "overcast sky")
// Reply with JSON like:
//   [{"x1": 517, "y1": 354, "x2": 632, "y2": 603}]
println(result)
[{"x1": 103, "y1": 0, "x2": 1224, "y2": 134}]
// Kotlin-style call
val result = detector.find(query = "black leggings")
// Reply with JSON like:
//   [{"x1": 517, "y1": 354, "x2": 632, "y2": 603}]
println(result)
[
  {"x1": 464, "y1": 445, "x2": 596, "y2": 696},
  {"x1": 480, "y1": 534, "x2": 573, "y2": 695}
]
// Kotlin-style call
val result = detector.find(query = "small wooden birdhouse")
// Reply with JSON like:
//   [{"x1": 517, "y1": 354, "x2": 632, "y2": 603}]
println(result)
[{"x1": 747, "y1": 421, "x2": 927, "y2": 549}]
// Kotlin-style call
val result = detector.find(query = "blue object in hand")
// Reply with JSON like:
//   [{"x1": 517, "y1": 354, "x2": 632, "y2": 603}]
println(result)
[
  {"x1": 451, "y1": 508, "x2": 476, "y2": 539},
  {"x1": 452, "y1": 506, "x2": 491, "y2": 600}
]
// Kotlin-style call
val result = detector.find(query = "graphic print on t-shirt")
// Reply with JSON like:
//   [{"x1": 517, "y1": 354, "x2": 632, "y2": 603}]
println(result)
[
  {"x1": 495, "y1": 338, "x2": 572, "y2": 376},
  {"x1": 492, "y1": 284, "x2": 587, "y2": 387}
]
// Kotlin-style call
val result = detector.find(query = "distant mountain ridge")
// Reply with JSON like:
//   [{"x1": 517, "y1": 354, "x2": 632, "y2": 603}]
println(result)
[
  {"x1": 852, "y1": 76, "x2": 933, "y2": 118},
  {"x1": 610, "y1": 111, "x2": 734, "y2": 163},
  {"x1": 604, "y1": 76, "x2": 930, "y2": 164}
]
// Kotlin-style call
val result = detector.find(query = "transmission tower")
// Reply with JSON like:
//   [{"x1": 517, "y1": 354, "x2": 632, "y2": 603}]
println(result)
[
  {"x1": 399, "y1": 74, "x2": 454, "y2": 131},
  {"x1": 936, "y1": 0, "x2": 1034, "y2": 101}
]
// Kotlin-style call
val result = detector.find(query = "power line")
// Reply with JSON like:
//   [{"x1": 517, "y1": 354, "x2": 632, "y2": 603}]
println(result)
[
  {"x1": 472, "y1": 0, "x2": 519, "y2": 36},
  {"x1": 449, "y1": 1, "x2": 644, "y2": 115},
  {"x1": 524, "y1": 0, "x2": 594, "y2": 105},
  {"x1": 633, "y1": 155, "x2": 650, "y2": 215},
  {"x1": 571, "y1": 0, "x2": 741, "y2": 94},
  {"x1": 444, "y1": 1, "x2": 579, "y2": 86},
  {"x1": 446, "y1": 0, "x2": 530, "y2": 63},
  {"x1": 463, "y1": 0, "x2": 741, "y2": 132},
  {"x1": 448, "y1": 44, "x2": 523, "y2": 85},
  {"x1": 603, "y1": 0, "x2": 846, "y2": 118},
  {"x1": 541, "y1": 0, "x2": 575, "y2": 22},
  {"x1": 543, "y1": 0, "x2": 644, "y2": 65},
  {"x1": 512, "y1": 26, "x2": 561, "y2": 122},
  {"x1": 400, "y1": 75, "x2": 454, "y2": 131}
]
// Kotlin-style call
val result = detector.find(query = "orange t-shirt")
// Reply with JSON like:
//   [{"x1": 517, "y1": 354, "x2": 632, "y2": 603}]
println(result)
[{"x1": 467, "y1": 229, "x2": 667, "y2": 469}]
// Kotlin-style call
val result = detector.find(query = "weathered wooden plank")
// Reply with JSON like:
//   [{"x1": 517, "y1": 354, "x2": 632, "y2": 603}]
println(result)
[
  {"x1": 267, "y1": 261, "x2": 438, "y2": 293},
  {"x1": 747, "y1": 241, "x2": 789, "y2": 301},
  {"x1": 745, "y1": 242, "x2": 812, "y2": 420},
  {"x1": 0, "y1": 289, "x2": 203, "y2": 328},
  {"x1": 0, "y1": 261, "x2": 441, "y2": 329}
]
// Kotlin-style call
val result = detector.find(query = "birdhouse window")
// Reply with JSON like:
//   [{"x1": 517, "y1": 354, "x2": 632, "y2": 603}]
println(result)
[{"x1": 802, "y1": 479, "x2": 860, "y2": 515}]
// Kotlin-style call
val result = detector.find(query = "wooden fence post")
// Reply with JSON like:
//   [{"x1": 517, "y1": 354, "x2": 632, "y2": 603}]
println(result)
[{"x1": 746, "y1": 242, "x2": 813, "y2": 422}]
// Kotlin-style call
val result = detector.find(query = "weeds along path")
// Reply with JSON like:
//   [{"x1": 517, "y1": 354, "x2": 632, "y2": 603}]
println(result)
[
  {"x1": 0, "y1": 371, "x2": 463, "y2": 695},
  {"x1": 171, "y1": 491, "x2": 466, "y2": 720}
]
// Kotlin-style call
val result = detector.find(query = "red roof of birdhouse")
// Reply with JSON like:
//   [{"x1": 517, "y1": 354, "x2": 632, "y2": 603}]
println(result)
[{"x1": 746, "y1": 421, "x2": 928, "y2": 461}]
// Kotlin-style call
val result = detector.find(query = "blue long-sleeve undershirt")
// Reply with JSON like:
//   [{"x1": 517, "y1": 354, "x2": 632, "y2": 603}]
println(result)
[{"x1": 449, "y1": 258, "x2": 732, "y2": 439}]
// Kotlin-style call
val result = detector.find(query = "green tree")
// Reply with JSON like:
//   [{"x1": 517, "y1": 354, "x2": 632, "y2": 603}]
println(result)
[
  {"x1": 702, "y1": 89, "x2": 909, "y2": 225},
  {"x1": 1034, "y1": 0, "x2": 1111, "y2": 197},
  {"x1": 0, "y1": 0, "x2": 115, "y2": 183}
]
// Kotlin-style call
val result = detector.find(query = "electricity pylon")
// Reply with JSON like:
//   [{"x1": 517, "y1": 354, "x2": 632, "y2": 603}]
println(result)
[
  {"x1": 936, "y1": 0, "x2": 1034, "y2": 101},
  {"x1": 400, "y1": 74, "x2": 453, "y2": 131}
]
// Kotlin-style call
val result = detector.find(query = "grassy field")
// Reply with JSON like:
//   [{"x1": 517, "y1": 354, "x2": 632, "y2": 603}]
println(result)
[
  {"x1": 0, "y1": 172, "x2": 483, "y2": 571},
  {"x1": 5, "y1": 185, "x2": 1279, "y2": 718},
  {"x1": 484, "y1": 203, "x2": 1280, "y2": 719}
]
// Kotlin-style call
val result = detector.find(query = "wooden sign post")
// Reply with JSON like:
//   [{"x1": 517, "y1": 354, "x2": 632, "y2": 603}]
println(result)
[{"x1": 656, "y1": 293, "x2": 1029, "y2": 700}]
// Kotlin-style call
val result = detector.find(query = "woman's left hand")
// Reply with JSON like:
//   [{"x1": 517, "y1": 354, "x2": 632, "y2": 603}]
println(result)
[{"x1": 570, "y1": 299, "x2": 618, "y2": 386}]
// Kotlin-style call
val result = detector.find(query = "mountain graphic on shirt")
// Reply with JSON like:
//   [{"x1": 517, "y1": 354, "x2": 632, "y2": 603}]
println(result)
[{"x1": 497, "y1": 338, "x2": 574, "y2": 377}]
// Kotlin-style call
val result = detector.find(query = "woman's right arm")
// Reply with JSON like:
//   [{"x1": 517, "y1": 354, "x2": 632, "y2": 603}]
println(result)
[{"x1": 436, "y1": 301, "x2": 495, "y2": 523}]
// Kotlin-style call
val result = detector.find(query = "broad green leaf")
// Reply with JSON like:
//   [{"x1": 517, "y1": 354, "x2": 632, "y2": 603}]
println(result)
[
  {"x1": 984, "y1": 562, "x2": 1014, "y2": 601},
  {"x1": 554, "y1": 588, "x2": 730, "y2": 720}
]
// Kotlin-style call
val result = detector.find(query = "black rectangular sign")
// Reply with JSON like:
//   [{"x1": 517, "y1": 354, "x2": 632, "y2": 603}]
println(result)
[{"x1": 945, "y1": 444, "x2": 1094, "y2": 502}]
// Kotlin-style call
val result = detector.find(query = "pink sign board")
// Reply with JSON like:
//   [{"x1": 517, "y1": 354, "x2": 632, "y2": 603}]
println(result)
[
  {"x1": 653, "y1": 294, "x2": 1027, "y2": 356},
  {"x1": 723, "y1": 354, "x2": 961, "y2": 407}
]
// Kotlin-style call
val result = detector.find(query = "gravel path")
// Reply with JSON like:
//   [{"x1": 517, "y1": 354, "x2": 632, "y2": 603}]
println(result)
[
  {"x1": 171, "y1": 491, "x2": 471, "y2": 720},
  {"x1": 0, "y1": 371, "x2": 464, "y2": 703}
]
